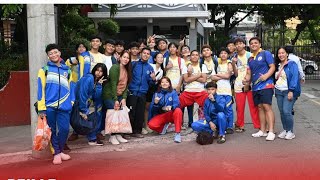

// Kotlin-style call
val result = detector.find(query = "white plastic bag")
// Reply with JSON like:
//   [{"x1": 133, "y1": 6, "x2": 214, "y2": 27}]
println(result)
[{"x1": 105, "y1": 106, "x2": 132, "y2": 134}]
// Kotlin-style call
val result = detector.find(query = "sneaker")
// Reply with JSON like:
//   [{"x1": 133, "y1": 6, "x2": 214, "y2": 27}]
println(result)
[
  {"x1": 109, "y1": 135, "x2": 120, "y2": 145},
  {"x1": 174, "y1": 133, "x2": 182, "y2": 143},
  {"x1": 160, "y1": 123, "x2": 170, "y2": 135},
  {"x1": 88, "y1": 140, "x2": 104, "y2": 146},
  {"x1": 53, "y1": 154, "x2": 62, "y2": 165},
  {"x1": 115, "y1": 135, "x2": 128, "y2": 143},
  {"x1": 278, "y1": 130, "x2": 287, "y2": 139},
  {"x1": 266, "y1": 132, "x2": 276, "y2": 141},
  {"x1": 141, "y1": 128, "x2": 148, "y2": 135},
  {"x1": 145, "y1": 126, "x2": 154, "y2": 133},
  {"x1": 181, "y1": 127, "x2": 193, "y2": 136},
  {"x1": 60, "y1": 152, "x2": 71, "y2": 161},
  {"x1": 68, "y1": 133, "x2": 79, "y2": 141},
  {"x1": 96, "y1": 133, "x2": 105, "y2": 140},
  {"x1": 252, "y1": 130, "x2": 268, "y2": 137},
  {"x1": 285, "y1": 131, "x2": 295, "y2": 140},
  {"x1": 217, "y1": 135, "x2": 226, "y2": 144},
  {"x1": 226, "y1": 128, "x2": 234, "y2": 134}
]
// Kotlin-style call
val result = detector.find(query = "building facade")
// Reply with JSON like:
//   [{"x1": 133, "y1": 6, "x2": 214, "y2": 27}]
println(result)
[{"x1": 88, "y1": 4, "x2": 215, "y2": 51}]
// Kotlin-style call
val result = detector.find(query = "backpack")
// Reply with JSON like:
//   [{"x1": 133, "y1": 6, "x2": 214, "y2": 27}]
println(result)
[
  {"x1": 34, "y1": 65, "x2": 71, "y2": 114},
  {"x1": 196, "y1": 131, "x2": 214, "y2": 145},
  {"x1": 199, "y1": 55, "x2": 218, "y2": 74}
]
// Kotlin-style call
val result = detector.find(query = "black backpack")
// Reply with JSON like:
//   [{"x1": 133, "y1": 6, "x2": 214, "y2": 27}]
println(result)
[{"x1": 196, "y1": 131, "x2": 214, "y2": 145}]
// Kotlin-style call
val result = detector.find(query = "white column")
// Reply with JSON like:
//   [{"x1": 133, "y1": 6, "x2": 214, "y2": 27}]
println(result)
[{"x1": 27, "y1": 4, "x2": 56, "y2": 159}]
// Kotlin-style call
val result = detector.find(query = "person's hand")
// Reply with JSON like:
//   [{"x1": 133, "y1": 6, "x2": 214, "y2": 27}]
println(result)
[
  {"x1": 80, "y1": 112, "x2": 88, "y2": 120},
  {"x1": 148, "y1": 34, "x2": 156, "y2": 43},
  {"x1": 154, "y1": 93, "x2": 161, "y2": 104},
  {"x1": 175, "y1": 85, "x2": 181, "y2": 93},
  {"x1": 39, "y1": 113, "x2": 46, "y2": 119},
  {"x1": 208, "y1": 94, "x2": 215, "y2": 101},
  {"x1": 150, "y1": 72, "x2": 156, "y2": 81},
  {"x1": 114, "y1": 53, "x2": 120, "y2": 60},
  {"x1": 209, "y1": 121, "x2": 216, "y2": 131},
  {"x1": 288, "y1": 91, "x2": 293, "y2": 101},
  {"x1": 187, "y1": 65, "x2": 193, "y2": 75},
  {"x1": 165, "y1": 106, "x2": 172, "y2": 111},
  {"x1": 232, "y1": 57, "x2": 238, "y2": 65},
  {"x1": 166, "y1": 61, "x2": 173, "y2": 70},
  {"x1": 121, "y1": 99, "x2": 126, "y2": 107},
  {"x1": 259, "y1": 73, "x2": 268, "y2": 81},
  {"x1": 114, "y1": 101, "x2": 120, "y2": 110},
  {"x1": 179, "y1": 37, "x2": 185, "y2": 46},
  {"x1": 300, "y1": 79, "x2": 305, "y2": 84},
  {"x1": 98, "y1": 76, "x2": 107, "y2": 85}
]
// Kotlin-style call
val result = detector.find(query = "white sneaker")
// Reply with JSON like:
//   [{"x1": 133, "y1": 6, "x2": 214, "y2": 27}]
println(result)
[
  {"x1": 141, "y1": 128, "x2": 148, "y2": 135},
  {"x1": 266, "y1": 132, "x2": 276, "y2": 141},
  {"x1": 60, "y1": 152, "x2": 71, "y2": 161},
  {"x1": 278, "y1": 130, "x2": 287, "y2": 139},
  {"x1": 115, "y1": 135, "x2": 128, "y2": 143},
  {"x1": 252, "y1": 130, "x2": 268, "y2": 137},
  {"x1": 285, "y1": 131, "x2": 295, "y2": 140},
  {"x1": 109, "y1": 135, "x2": 120, "y2": 145}
]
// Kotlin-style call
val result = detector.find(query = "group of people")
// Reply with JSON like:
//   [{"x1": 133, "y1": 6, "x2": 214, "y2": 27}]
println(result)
[{"x1": 37, "y1": 34, "x2": 304, "y2": 165}]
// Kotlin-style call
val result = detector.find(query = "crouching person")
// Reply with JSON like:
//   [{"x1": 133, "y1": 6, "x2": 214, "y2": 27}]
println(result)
[
  {"x1": 148, "y1": 77, "x2": 183, "y2": 143},
  {"x1": 191, "y1": 82, "x2": 227, "y2": 144}
]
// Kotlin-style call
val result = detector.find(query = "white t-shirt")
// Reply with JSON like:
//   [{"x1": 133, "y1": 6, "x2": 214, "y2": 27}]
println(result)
[
  {"x1": 203, "y1": 58, "x2": 216, "y2": 83},
  {"x1": 275, "y1": 64, "x2": 288, "y2": 91},
  {"x1": 150, "y1": 64, "x2": 163, "y2": 81},
  {"x1": 183, "y1": 63, "x2": 208, "y2": 92},
  {"x1": 103, "y1": 55, "x2": 113, "y2": 74},
  {"x1": 234, "y1": 52, "x2": 250, "y2": 93}
]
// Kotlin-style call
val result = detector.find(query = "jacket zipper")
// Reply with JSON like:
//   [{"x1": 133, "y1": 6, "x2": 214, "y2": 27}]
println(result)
[
  {"x1": 138, "y1": 62, "x2": 144, "y2": 93},
  {"x1": 57, "y1": 67, "x2": 61, "y2": 109}
]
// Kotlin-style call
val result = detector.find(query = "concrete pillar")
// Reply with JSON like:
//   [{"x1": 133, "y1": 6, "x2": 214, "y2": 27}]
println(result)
[
  {"x1": 27, "y1": 4, "x2": 56, "y2": 159},
  {"x1": 188, "y1": 18, "x2": 197, "y2": 51},
  {"x1": 147, "y1": 18, "x2": 153, "y2": 38}
]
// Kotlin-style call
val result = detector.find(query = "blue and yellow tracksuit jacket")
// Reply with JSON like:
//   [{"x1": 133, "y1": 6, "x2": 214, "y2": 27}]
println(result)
[
  {"x1": 148, "y1": 89, "x2": 180, "y2": 120},
  {"x1": 203, "y1": 94, "x2": 226, "y2": 123},
  {"x1": 37, "y1": 61, "x2": 76, "y2": 113},
  {"x1": 77, "y1": 51, "x2": 92, "y2": 80},
  {"x1": 128, "y1": 60, "x2": 155, "y2": 96},
  {"x1": 75, "y1": 74, "x2": 102, "y2": 115}
]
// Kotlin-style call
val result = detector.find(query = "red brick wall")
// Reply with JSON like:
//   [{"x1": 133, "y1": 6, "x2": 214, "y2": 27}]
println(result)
[{"x1": 0, "y1": 71, "x2": 30, "y2": 127}]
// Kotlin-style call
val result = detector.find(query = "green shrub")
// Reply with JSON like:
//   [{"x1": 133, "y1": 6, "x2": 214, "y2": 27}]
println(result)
[{"x1": 98, "y1": 19, "x2": 120, "y2": 37}]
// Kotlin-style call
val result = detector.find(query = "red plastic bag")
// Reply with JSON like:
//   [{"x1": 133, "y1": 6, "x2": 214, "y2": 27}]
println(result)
[{"x1": 33, "y1": 116, "x2": 52, "y2": 151}]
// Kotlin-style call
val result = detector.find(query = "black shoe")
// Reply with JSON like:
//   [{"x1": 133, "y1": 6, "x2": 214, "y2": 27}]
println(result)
[
  {"x1": 226, "y1": 128, "x2": 234, "y2": 134},
  {"x1": 63, "y1": 144, "x2": 71, "y2": 153},
  {"x1": 217, "y1": 136, "x2": 226, "y2": 144},
  {"x1": 88, "y1": 140, "x2": 104, "y2": 146},
  {"x1": 131, "y1": 133, "x2": 144, "y2": 138}
]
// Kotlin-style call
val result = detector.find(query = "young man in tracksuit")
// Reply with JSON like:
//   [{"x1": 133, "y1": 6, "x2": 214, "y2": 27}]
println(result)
[
  {"x1": 37, "y1": 44, "x2": 75, "y2": 165},
  {"x1": 191, "y1": 82, "x2": 227, "y2": 144},
  {"x1": 127, "y1": 47, "x2": 156, "y2": 138}
]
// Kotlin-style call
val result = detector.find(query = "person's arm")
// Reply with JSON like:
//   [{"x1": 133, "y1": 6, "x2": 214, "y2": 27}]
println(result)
[
  {"x1": 78, "y1": 76, "x2": 94, "y2": 114},
  {"x1": 183, "y1": 73, "x2": 201, "y2": 83},
  {"x1": 259, "y1": 51, "x2": 275, "y2": 81},
  {"x1": 215, "y1": 63, "x2": 233, "y2": 79},
  {"x1": 288, "y1": 63, "x2": 299, "y2": 98},
  {"x1": 196, "y1": 64, "x2": 208, "y2": 83},
  {"x1": 231, "y1": 57, "x2": 238, "y2": 77},
  {"x1": 109, "y1": 66, "x2": 119, "y2": 101},
  {"x1": 37, "y1": 68, "x2": 47, "y2": 115},
  {"x1": 68, "y1": 68, "x2": 76, "y2": 105},
  {"x1": 171, "y1": 91, "x2": 180, "y2": 110},
  {"x1": 78, "y1": 55, "x2": 85, "y2": 79},
  {"x1": 214, "y1": 95, "x2": 226, "y2": 112},
  {"x1": 294, "y1": 56, "x2": 305, "y2": 81},
  {"x1": 203, "y1": 99, "x2": 212, "y2": 122}
]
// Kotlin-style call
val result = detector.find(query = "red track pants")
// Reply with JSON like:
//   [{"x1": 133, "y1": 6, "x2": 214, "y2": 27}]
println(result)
[{"x1": 148, "y1": 108, "x2": 183, "y2": 133}]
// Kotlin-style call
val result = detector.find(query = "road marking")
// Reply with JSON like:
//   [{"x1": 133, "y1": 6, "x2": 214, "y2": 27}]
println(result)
[
  {"x1": 310, "y1": 99, "x2": 320, "y2": 106},
  {"x1": 302, "y1": 93, "x2": 318, "y2": 99}
]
